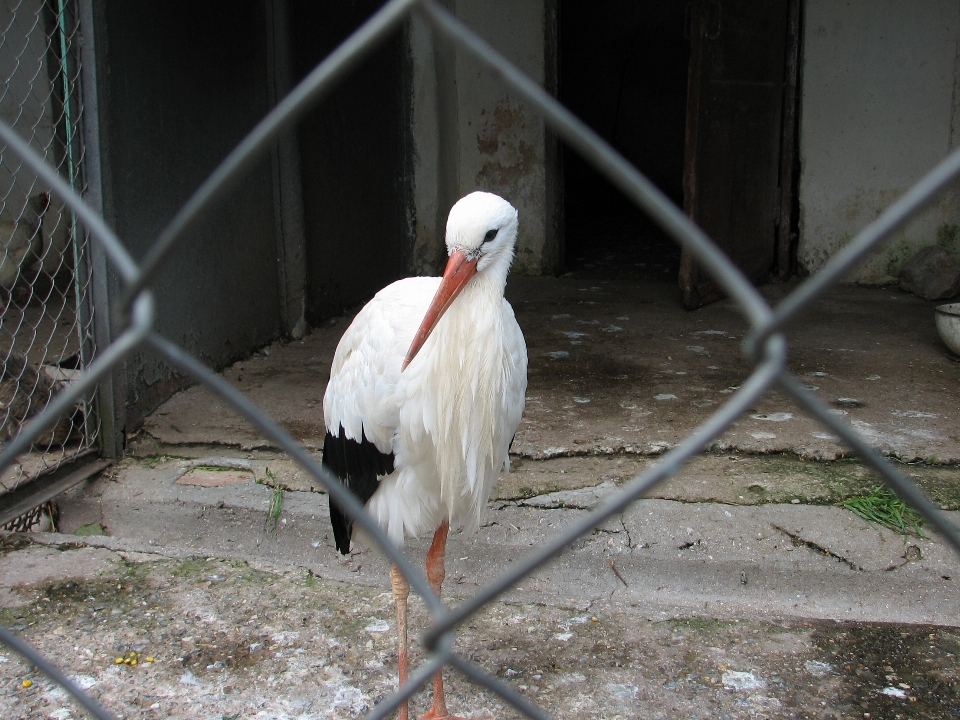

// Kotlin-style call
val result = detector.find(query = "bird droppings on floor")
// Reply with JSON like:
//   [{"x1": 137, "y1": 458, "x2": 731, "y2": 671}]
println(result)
[{"x1": 1, "y1": 544, "x2": 957, "y2": 719}]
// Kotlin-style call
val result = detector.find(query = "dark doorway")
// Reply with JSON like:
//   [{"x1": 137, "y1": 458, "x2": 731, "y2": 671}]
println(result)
[
  {"x1": 559, "y1": 1, "x2": 689, "y2": 282},
  {"x1": 560, "y1": 0, "x2": 798, "y2": 306}
]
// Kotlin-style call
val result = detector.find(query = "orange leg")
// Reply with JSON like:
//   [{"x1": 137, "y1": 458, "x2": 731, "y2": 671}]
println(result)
[
  {"x1": 419, "y1": 521, "x2": 465, "y2": 720},
  {"x1": 390, "y1": 565, "x2": 411, "y2": 720}
]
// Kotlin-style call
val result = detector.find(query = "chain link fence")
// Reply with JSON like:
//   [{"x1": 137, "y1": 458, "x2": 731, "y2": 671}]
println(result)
[
  {"x1": 1, "y1": 0, "x2": 959, "y2": 718},
  {"x1": 0, "y1": 0, "x2": 97, "y2": 523}
]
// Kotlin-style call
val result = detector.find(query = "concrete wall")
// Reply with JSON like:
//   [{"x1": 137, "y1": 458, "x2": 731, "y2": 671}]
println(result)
[
  {"x1": 410, "y1": 0, "x2": 559, "y2": 276},
  {"x1": 798, "y1": 0, "x2": 960, "y2": 283},
  {"x1": 95, "y1": 1, "x2": 281, "y2": 432}
]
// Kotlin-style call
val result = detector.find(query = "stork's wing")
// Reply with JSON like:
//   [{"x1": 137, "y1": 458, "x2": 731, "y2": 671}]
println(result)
[
  {"x1": 323, "y1": 425, "x2": 394, "y2": 553},
  {"x1": 322, "y1": 276, "x2": 440, "y2": 552},
  {"x1": 500, "y1": 299, "x2": 528, "y2": 469}
]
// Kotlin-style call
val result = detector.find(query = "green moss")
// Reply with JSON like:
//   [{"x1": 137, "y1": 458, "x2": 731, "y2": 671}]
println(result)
[
  {"x1": 0, "y1": 559, "x2": 153, "y2": 630},
  {"x1": 668, "y1": 617, "x2": 737, "y2": 632},
  {"x1": 937, "y1": 223, "x2": 960, "y2": 258},
  {"x1": 169, "y1": 556, "x2": 217, "y2": 580}
]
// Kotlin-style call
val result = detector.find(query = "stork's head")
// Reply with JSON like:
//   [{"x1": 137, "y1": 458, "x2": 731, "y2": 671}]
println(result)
[{"x1": 403, "y1": 192, "x2": 519, "y2": 371}]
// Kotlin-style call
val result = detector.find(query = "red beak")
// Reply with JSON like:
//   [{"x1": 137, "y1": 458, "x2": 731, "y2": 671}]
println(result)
[{"x1": 402, "y1": 250, "x2": 478, "y2": 371}]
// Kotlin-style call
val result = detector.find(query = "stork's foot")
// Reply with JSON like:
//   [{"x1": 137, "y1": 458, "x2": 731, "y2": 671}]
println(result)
[
  {"x1": 416, "y1": 712, "x2": 466, "y2": 720},
  {"x1": 418, "y1": 710, "x2": 495, "y2": 720}
]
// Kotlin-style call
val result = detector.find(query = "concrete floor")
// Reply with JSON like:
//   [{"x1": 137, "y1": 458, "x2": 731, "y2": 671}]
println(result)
[
  {"x1": 3, "y1": 267, "x2": 960, "y2": 719},
  {"x1": 142, "y1": 265, "x2": 960, "y2": 465}
]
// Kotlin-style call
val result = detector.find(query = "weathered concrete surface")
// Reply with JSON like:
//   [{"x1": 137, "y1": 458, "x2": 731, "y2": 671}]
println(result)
[
  {"x1": 3, "y1": 542, "x2": 958, "y2": 719},
  {"x1": 142, "y1": 274, "x2": 960, "y2": 464},
  {"x1": 0, "y1": 543, "x2": 118, "y2": 609},
  {"x1": 797, "y1": 0, "x2": 960, "y2": 284},
  {"x1": 48, "y1": 462, "x2": 960, "y2": 628},
  {"x1": 2, "y1": 460, "x2": 959, "y2": 718},
  {"x1": 111, "y1": 445, "x2": 960, "y2": 513},
  {"x1": 6, "y1": 271, "x2": 959, "y2": 718}
]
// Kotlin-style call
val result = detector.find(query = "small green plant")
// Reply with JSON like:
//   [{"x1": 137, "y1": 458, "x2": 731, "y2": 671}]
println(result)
[
  {"x1": 842, "y1": 485, "x2": 924, "y2": 538},
  {"x1": 261, "y1": 467, "x2": 284, "y2": 535}
]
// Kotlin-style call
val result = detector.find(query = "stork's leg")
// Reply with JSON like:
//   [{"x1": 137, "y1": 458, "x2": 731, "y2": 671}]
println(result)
[
  {"x1": 419, "y1": 521, "x2": 465, "y2": 720},
  {"x1": 390, "y1": 565, "x2": 411, "y2": 720}
]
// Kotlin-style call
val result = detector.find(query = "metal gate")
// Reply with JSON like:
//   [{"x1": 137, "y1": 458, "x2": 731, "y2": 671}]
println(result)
[
  {"x1": 0, "y1": 1, "x2": 959, "y2": 718},
  {"x1": 0, "y1": 0, "x2": 98, "y2": 530}
]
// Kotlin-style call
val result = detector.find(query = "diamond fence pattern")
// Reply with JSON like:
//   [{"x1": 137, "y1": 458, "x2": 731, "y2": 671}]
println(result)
[
  {"x1": 1, "y1": 1, "x2": 959, "y2": 718},
  {"x1": 0, "y1": 0, "x2": 96, "y2": 508}
]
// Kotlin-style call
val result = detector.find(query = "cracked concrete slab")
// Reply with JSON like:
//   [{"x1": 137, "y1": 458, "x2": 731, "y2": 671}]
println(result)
[
  {"x1": 50, "y1": 461, "x2": 960, "y2": 627},
  {"x1": 519, "y1": 482, "x2": 931, "y2": 573},
  {"x1": 122, "y1": 444, "x2": 960, "y2": 514},
  {"x1": 3, "y1": 544, "x2": 957, "y2": 719}
]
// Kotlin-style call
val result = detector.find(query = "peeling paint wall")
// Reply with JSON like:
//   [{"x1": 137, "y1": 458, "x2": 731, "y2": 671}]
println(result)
[
  {"x1": 798, "y1": 0, "x2": 960, "y2": 283},
  {"x1": 410, "y1": 0, "x2": 558, "y2": 276}
]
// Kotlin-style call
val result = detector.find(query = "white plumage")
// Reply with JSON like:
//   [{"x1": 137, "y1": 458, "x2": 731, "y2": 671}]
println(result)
[
  {"x1": 321, "y1": 191, "x2": 527, "y2": 720},
  {"x1": 325, "y1": 273, "x2": 525, "y2": 541},
  {"x1": 323, "y1": 191, "x2": 527, "y2": 547}
]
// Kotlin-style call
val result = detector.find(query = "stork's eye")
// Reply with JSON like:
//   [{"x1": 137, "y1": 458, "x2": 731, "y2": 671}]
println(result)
[{"x1": 483, "y1": 228, "x2": 499, "y2": 244}]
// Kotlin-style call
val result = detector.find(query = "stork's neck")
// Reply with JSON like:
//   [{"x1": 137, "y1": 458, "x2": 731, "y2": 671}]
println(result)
[
  {"x1": 420, "y1": 257, "x2": 513, "y2": 521},
  {"x1": 470, "y1": 261, "x2": 510, "y2": 301},
  {"x1": 466, "y1": 243, "x2": 514, "y2": 297},
  {"x1": 425, "y1": 258, "x2": 511, "y2": 371}
]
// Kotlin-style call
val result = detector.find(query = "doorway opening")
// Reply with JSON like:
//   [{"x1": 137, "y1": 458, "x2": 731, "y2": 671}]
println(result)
[{"x1": 559, "y1": 0, "x2": 689, "y2": 283}]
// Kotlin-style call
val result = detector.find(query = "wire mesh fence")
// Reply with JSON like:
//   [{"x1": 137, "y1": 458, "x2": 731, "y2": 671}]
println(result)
[
  {"x1": 0, "y1": 0, "x2": 97, "y2": 519},
  {"x1": 0, "y1": 0, "x2": 959, "y2": 718}
]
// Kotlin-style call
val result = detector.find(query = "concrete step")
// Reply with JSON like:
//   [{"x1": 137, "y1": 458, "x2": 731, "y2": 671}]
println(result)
[{"x1": 52, "y1": 456, "x2": 960, "y2": 626}]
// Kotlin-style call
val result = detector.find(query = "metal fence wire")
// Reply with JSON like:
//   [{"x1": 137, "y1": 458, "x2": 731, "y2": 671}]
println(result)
[
  {"x1": 0, "y1": 0, "x2": 97, "y2": 518},
  {"x1": 1, "y1": 0, "x2": 960, "y2": 718}
]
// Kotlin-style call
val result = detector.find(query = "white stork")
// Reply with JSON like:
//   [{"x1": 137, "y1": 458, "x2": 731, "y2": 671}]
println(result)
[{"x1": 322, "y1": 191, "x2": 527, "y2": 720}]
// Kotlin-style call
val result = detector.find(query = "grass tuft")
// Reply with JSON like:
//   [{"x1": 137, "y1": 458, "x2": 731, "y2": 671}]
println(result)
[
  {"x1": 841, "y1": 485, "x2": 924, "y2": 539},
  {"x1": 258, "y1": 467, "x2": 285, "y2": 535}
]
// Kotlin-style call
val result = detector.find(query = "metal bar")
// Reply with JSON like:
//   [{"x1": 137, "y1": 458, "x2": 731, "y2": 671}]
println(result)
[
  {"x1": 119, "y1": 0, "x2": 422, "y2": 312},
  {"x1": 59, "y1": 0, "x2": 101, "y2": 457},
  {"x1": 0, "y1": 454, "x2": 108, "y2": 527},
  {"x1": 56, "y1": 0, "x2": 83, "y2": 330},
  {"x1": 425, "y1": 335, "x2": 787, "y2": 649},
  {"x1": 77, "y1": 0, "x2": 122, "y2": 457},
  {"x1": 265, "y1": 0, "x2": 308, "y2": 337},
  {"x1": 418, "y1": 0, "x2": 774, "y2": 330},
  {"x1": 0, "y1": 626, "x2": 118, "y2": 720},
  {"x1": 778, "y1": 373, "x2": 960, "y2": 555}
]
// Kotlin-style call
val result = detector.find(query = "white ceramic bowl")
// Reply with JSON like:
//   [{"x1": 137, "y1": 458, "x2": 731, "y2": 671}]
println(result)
[{"x1": 935, "y1": 302, "x2": 960, "y2": 356}]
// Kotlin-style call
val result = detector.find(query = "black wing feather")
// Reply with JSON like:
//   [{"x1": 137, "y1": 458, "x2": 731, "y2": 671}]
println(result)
[{"x1": 322, "y1": 424, "x2": 395, "y2": 554}]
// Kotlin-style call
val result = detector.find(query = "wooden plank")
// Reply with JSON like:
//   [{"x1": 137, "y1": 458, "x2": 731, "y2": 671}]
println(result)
[
  {"x1": 680, "y1": 0, "x2": 790, "y2": 309},
  {"x1": 776, "y1": 0, "x2": 802, "y2": 279}
]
